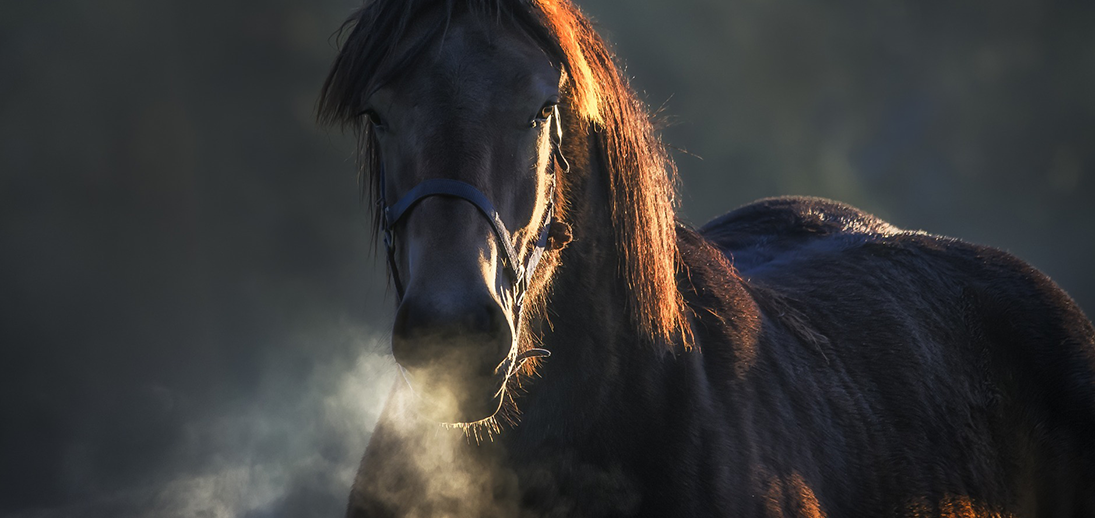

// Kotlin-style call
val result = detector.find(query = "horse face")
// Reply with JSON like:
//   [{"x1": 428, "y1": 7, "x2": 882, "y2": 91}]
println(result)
[{"x1": 367, "y1": 17, "x2": 561, "y2": 424}]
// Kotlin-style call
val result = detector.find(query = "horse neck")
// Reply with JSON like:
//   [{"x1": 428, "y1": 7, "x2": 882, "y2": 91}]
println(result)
[
  {"x1": 515, "y1": 122, "x2": 664, "y2": 442},
  {"x1": 515, "y1": 119, "x2": 762, "y2": 443}
]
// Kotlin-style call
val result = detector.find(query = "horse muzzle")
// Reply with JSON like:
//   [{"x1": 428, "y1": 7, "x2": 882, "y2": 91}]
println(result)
[{"x1": 391, "y1": 295, "x2": 513, "y2": 423}]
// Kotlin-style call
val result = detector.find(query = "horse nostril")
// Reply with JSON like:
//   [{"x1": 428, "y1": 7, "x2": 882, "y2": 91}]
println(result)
[{"x1": 391, "y1": 296, "x2": 511, "y2": 371}]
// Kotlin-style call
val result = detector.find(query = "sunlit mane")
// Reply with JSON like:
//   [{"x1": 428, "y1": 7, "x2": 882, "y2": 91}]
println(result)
[{"x1": 317, "y1": 0, "x2": 689, "y2": 349}]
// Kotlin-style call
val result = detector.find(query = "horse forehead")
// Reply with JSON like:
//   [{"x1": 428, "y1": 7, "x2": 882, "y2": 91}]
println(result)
[{"x1": 413, "y1": 20, "x2": 552, "y2": 105}]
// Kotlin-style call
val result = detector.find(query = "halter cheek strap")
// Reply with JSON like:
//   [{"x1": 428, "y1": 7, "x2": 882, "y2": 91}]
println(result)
[{"x1": 379, "y1": 106, "x2": 568, "y2": 315}]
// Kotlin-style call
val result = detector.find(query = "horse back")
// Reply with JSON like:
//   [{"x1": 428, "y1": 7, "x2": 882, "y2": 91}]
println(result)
[
  {"x1": 698, "y1": 195, "x2": 899, "y2": 274},
  {"x1": 690, "y1": 196, "x2": 1095, "y2": 516}
]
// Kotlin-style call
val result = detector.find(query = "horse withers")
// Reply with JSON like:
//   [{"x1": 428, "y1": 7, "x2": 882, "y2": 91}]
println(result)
[{"x1": 318, "y1": 0, "x2": 1095, "y2": 516}]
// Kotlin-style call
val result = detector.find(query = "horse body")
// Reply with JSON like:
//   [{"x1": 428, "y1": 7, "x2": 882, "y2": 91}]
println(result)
[
  {"x1": 319, "y1": 1, "x2": 1095, "y2": 516},
  {"x1": 350, "y1": 156, "x2": 1095, "y2": 518}
]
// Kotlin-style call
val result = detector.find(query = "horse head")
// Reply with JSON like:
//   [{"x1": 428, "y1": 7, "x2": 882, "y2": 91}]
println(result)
[
  {"x1": 324, "y1": 7, "x2": 567, "y2": 425},
  {"x1": 320, "y1": 0, "x2": 687, "y2": 431}
]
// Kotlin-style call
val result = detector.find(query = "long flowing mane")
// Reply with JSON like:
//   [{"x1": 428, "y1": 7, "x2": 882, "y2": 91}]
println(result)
[{"x1": 317, "y1": 0, "x2": 688, "y2": 347}]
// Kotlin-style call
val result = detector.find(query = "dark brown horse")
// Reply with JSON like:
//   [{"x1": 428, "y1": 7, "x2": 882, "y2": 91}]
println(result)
[{"x1": 318, "y1": 0, "x2": 1095, "y2": 516}]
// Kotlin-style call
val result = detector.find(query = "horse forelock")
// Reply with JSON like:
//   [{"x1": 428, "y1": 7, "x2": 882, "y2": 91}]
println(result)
[{"x1": 317, "y1": 0, "x2": 689, "y2": 350}]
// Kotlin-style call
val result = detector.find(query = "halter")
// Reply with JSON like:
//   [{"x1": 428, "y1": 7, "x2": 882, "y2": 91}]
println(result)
[{"x1": 378, "y1": 105, "x2": 568, "y2": 318}]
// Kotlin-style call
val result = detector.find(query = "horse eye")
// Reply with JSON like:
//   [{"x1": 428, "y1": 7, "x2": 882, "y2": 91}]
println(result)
[
  {"x1": 361, "y1": 109, "x2": 387, "y2": 131},
  {"x1": 531, "y1": 101, "x2": 557, "y2": 125}
]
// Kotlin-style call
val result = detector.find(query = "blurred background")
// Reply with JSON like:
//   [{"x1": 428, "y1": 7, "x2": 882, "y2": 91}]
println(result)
[{"x1": 2, "y1": 0, "x2": 1092, "y2": 515}]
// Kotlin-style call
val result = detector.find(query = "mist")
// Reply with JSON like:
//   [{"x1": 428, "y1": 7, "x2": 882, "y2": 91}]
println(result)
[{"x1": 2, "y1": 0, "x2": 1092, "y2": 515}]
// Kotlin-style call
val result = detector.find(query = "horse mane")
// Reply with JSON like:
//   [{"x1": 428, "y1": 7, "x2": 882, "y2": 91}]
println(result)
[{"x1": 317, "y1": 0, "x2": 689, "y2": 349}]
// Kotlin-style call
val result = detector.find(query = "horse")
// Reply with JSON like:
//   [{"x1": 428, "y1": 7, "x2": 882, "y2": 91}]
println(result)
[{"x1": 317, "y1": 0, "x2": 1095, "y2": 516}]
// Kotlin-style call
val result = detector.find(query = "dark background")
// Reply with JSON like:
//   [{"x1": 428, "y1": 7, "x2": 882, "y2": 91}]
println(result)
[{"x1": 2, "y1": 0, "x2": 1092, "y2": 516}]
